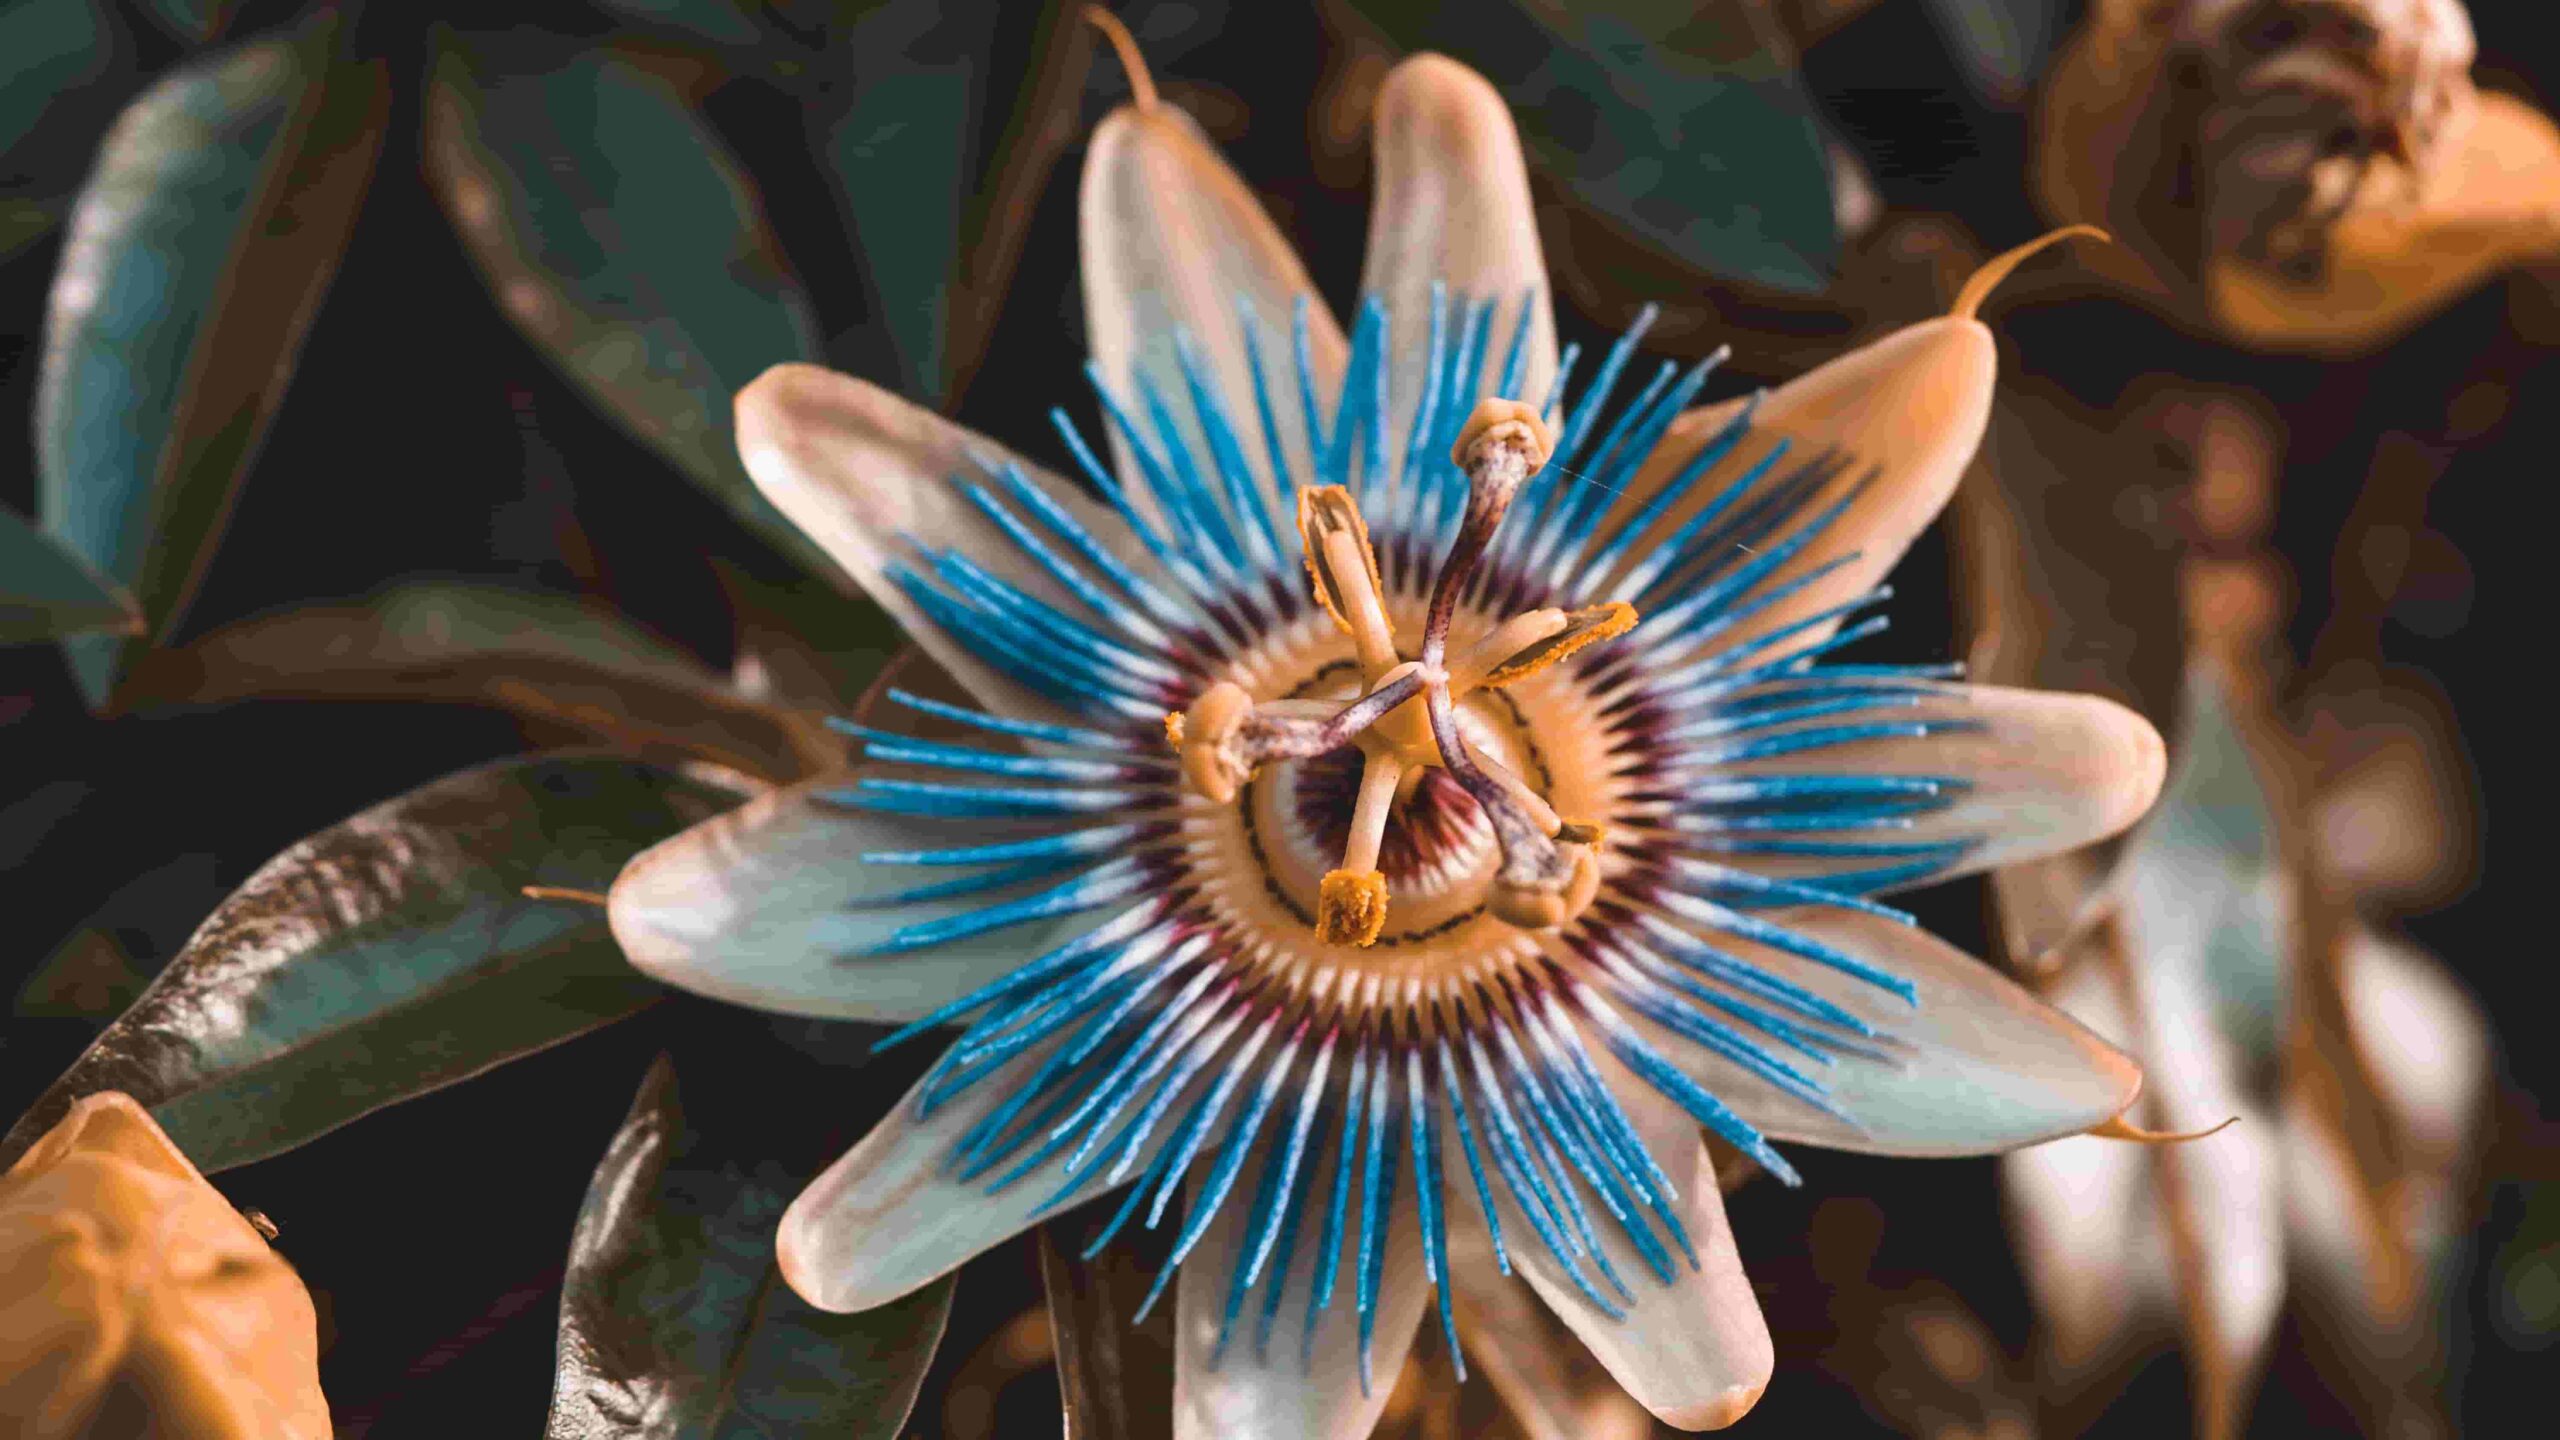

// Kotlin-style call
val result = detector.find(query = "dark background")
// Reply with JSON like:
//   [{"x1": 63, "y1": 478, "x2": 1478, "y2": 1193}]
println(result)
[{"x1": 3, "y1": 1, "x2": 2547, "y2": 1434}]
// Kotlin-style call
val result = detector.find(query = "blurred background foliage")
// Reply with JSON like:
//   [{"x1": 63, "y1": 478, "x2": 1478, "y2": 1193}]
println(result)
[{"x1": 1, "y1": 0, "x2": 2549, "y2": 1435}]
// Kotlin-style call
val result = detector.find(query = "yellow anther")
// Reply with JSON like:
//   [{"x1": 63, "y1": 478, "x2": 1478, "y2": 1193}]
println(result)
[
  {"x1": 1317, "y1": 869, "x2": 1391, "y2": 947},
  {"x1": 1479, "y1": 601, "x2": 1636, "y2": 690},
  {"x1": 1451, "y1": 397, "x2": 1555, "y2": 475},
  {"x1": 1296, "y1": 486, "x2": 1398, "y2": 674},
  {"x1": 1162, "y1": 710, "x2": 1185, "y2": 750},
  {"x1": 1453, "y1": 610, "x2": 1566, "y2": 691}
]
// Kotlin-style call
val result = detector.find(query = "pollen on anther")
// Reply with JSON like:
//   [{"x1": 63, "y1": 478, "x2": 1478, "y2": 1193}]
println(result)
[{"x1": 1317, "y1": 869, "x2": 1390, "y2": 947}]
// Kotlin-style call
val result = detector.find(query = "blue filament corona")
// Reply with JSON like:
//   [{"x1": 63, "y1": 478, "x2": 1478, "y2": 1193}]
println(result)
[{"x1": 835, "y1": 286, "x2": 1981, "y2": 1385}]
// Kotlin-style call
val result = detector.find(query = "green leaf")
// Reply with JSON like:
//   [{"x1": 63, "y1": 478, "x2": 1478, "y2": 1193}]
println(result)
[
  {"x1": 0, "y1": 754, "x2": 743, "y2": 1174},
  {"x1": 134, "y1": 0, "x2": 233, "y2": 45},
  {"x1": 711, "y1": 557, "x2": 900, "y2": 712},
  {"x1": 15, "y1": 852, "x2": 226, "y2": 1019},
  {"x1": 1355, "y1": 0, "x2": 1836, "y2": 292},
  {"x1": 809, "y1": 3, "x2": 990, "y2": 404},
  {"x1": 1, "y1": 505, "x2": 141, "y2": 642},
  {"x1": 0, "y1": 0, "x2": 114, "y2": 164},
  {"x1": 118, "y1": 583, "x2": 845, "y2": 783},
  {"x1": 425, "y1": 35, "x2": 840, "y2": 584},
  {"x1": 35, "y1": 22, "x2": 389, "y2": 706},
  {"x1": 548, "y1": 1054, "x2": 953, "y2": 1440},
  {"x1": 590, "y1": 0, "x2": 767, "y2": 49}
]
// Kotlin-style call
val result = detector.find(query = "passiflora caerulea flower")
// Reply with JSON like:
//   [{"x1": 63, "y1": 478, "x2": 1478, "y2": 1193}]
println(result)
[{"x1": 607, "y1": 41, "x2": 2167, "y2": 1438}]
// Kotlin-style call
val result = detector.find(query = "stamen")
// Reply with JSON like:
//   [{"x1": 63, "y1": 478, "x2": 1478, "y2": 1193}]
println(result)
[
  {"x1": 1338, "y1": 751, "x2": 1403, "y2": 876},
  {"x1": 1172, "y1": 674, "x2": 1429, "y2": 804},
  {"x1": 1453, "y1": 609, "x2": 1568, "y2": 691},
  {"x1": 1478, "y1": 601, "x2": 1636, "y2": 691},
  {"x1": 1297, "y1": 486, "x2": 1399, "y2": 675},
  {"x1": 1316, "y1": 870, "x2": 1390, "y2": 947},
  {"x1": 1316, "y1": 751, "x2": 1405, "y2": 947}
]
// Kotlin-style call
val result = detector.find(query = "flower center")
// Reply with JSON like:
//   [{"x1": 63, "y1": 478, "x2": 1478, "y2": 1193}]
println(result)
[
  {"x1": 1286, "y1": 737, "x2": 1490, "y2": 891},
  {"x1": 1170, "y1": 399, "x2": 1635, "y2": 952}
]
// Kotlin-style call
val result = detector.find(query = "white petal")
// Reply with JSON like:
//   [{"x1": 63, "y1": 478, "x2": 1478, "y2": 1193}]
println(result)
[
  {"x1": 1998, "y1": 957, "x2": 2159, "y2": 1370},
  {"x1": 1450, "y1": 1061, "x2": 1771, "y2": 1429},
  {"x1": 1635, "y1": 909, "x2": 2143, "y2": 1155},
  {"x1": 609, "y1": 776, "x2": 1100, "y2": 1022},
  {"x1": 1596, "y1": 317, "x2": 1994, "y2": 646},
  {"x1": 2017, "y1": 888, "x2": 2288, "y2": 1403},
  {"x1": 1710, "y1": 683, "x2": 2166, "y2": 885},
  {"x1": 2286, "y1": 926, "x2": 2489, "y2": 1308},
  {"x1": 1446, "y1": 1225, "x2": 1659, "y2": 1440},
  {"x1": 1082, "y1": 101, "x2": 1343, "y2": 514},
  {"x1": 779, "y1": 1030, "x2": 1125, "y2": 1312},
  {"x1": 2338, "y1": 927, "x2": 2489, "y2": 1159},
  {"x1": 2172, "y1": 1098, "x2": 2288, "y2": 1389},
  {"x1": 1360, "y1": 54, "x2": 1556, "y2": 472},
  {"x1": 1172, "y1": 1170, "x2": 1427, "y2": 1440},
  {"x1": 2002, "y1": 1133, "x2": 2156, "y2": 1370},
  {"x1": 735, "y1": 363, "x2": 1153, "y2": 720},
  {"x1": 2117, "y1": 933, "x2": 2288, "y2": 1400}
]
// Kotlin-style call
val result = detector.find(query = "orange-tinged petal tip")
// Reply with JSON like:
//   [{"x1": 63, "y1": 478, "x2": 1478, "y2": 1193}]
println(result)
[
  {"x1": 1952, "y1": 224, "x2": 2112, "y2": 319},
  {"x1": 2087, "y1": 1112, "x2": 2242, "y2": 1144},
  {"x1": 1080, "y1": 7, "x2": 1157, "y2": 110},
  {"x1": 1668, "y1": 1378, "x2": 1769, "y2": 1430}
]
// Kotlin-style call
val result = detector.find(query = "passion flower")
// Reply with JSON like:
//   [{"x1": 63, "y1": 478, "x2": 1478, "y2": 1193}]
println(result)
[{"x1": 609, "y1": 39, "x2": 2165, "y2": 1438}]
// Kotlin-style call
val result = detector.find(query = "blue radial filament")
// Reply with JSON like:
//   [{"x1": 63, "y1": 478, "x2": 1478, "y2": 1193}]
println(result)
[{"x1": 822, "y1": 282, "x2": 1998, "y2": 1386}]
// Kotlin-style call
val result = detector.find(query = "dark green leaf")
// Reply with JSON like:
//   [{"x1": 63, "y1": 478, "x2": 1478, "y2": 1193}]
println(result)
[
  {"x1": 14, "y1": 852, "x2": 226, "y2": 1019},
  {"x1": 118, "y1": 583, "x2": 846, "y2": 783},
  {"x1": 1353, "y1": 0, "x2": 1836, "y2": 292},
  {"x1": 710, "y1": 557, "x2": 899, "y2": 713},
  {"x1": 2, "y1": 504, "x2": 141, "y2": 642},
  {"x1": 424, "y1": 35, "x2": 840, "y2": 584},
  {"x1": 0, "y1": 754, "x2": 743, "y2": 1174},
  {"x1": 548, "y1": 1054, "x2": 953, "y2": 1440},
  {"x1": 590, "y1": 0, "x2": 768, "y2": 49},
  {"x1": 2, "y1": 0, "x2": 131, "y2": 262},
  {"x1": 134, "y1": 0, "x2": 232, "y2": 45},
  {"x1": 36, "y1": 21, "x2": 389, "y2": 706},
  {"x1": 0, "y1": 0, "x2": 114, "y2": 164},
  {"x1": 809, "y1": 3, "x2": 990, "y2": 403}
]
